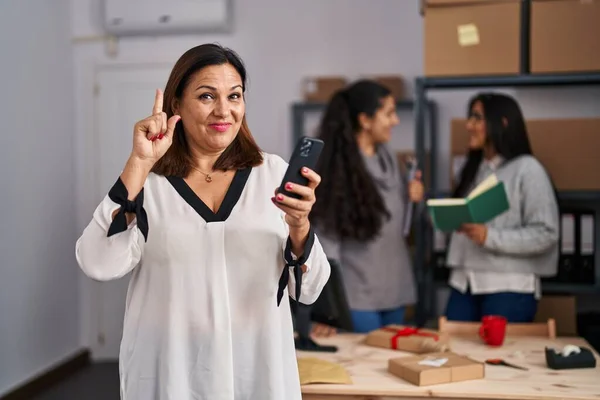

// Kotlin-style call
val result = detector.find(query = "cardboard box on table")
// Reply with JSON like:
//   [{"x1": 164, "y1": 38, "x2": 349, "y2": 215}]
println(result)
[
  {"x1": 388, "y1": 352, "x2": 485, "y2": 386},
  {"x1": 365, "y1": 325, "x2": 450, "y2": 354}
]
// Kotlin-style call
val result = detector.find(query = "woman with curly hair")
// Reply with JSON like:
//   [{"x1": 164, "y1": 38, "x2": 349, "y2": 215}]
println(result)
[{"x1": 309, "y1": 80, "x2": 424, "y2": 334}]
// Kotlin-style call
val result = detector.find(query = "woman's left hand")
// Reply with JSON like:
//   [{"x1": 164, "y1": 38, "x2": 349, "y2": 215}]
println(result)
[
  {"x1": 408, "y1": 170, "x2": 425, "y2": 203},
  {"x1": 311, "y1": 323, "x2": 337, "y2": 338},
  {"x1": 272, "y1": 167, "x2": 321, "y2": 228},
  {"x1": 460, "y1": 223, "x2": 488, "y2": 245}
]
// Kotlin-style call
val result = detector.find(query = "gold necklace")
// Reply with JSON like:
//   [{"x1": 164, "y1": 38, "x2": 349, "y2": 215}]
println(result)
[{"x1": 191, "y1": 165, "x2": 214, "y2": 183}]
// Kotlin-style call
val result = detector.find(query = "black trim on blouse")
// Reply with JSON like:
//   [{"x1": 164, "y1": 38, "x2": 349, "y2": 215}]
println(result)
[
  {"x1": 107, "y1": 177, "x2": 149, "y2": 241},
  {"x1": 277, "y1": 225, "x2": 315, "y2": 307},
  {"x1": 166, "y1": 168, "x2": 252, "y2": 223}
]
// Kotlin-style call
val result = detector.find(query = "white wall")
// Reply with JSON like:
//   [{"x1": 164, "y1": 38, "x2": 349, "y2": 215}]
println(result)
[
  {"x1": 72, "y1": 0, "x2": 600, "y2": 350},
  {"x1": 71, "y1": 0, "x2": 600, "y2": 191},
  {"x1": 70, "y1": 0, "x2": 426, "y2": 154},
  {"x1": 0, "y1": 0, "x2": 80, "y2": 395}
]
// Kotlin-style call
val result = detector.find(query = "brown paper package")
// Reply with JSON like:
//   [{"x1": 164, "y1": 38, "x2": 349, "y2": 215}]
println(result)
[
  {"x1": 365, "y1": 325, "x2": 450, "y2": 354},
  {"x1": 388, "y1": 352, "x2": 485, "y2": 386}
]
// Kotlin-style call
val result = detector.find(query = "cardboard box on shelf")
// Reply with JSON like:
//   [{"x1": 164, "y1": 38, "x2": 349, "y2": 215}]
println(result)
[
  {"x1": 531, "y1": 0, "x2": 600, "y2": 74},
  {"x1": 535, "y1": 295, "x2": 577, "y2": 336},
  {"x1": 365, "y1": 325, "x2": 450, "y2": 354},
  {"x1": 449, "y1": 119, "x2": 470, "y2": 188},
  {"x1": 450, "y1": 118, "x2": 600, "y2": 191},
  {"x1": 450, "y1": 119, "x2": 470, "y2": 155},
  {"x1": 371, "y1": 75, "x2": 405, "y2": 100},
  {"x1": 388, "y1": 352, "x2": 484, "y2": 386},
  {"x1": 527, "y1": 118, "x2": 600, "y2": 191},
  {"x1": 302, "y1": 76, "x2": 347, "y2": 103},
  {"x1": 422, "y1": 0, "x2": 522, "y2": 77}
]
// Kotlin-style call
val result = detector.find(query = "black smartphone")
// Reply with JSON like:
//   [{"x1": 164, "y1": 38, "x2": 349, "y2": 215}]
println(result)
[{"x1": 278, "y1": 136, "x2": 324, "y2": 199}]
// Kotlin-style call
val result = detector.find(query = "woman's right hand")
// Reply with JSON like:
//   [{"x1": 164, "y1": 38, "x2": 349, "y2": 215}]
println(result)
[{"x1": 131, "y1": 89, "x2": 181, "y2": 165}]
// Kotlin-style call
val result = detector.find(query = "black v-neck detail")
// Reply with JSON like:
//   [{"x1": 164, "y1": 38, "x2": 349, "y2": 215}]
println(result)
[{"x1": 166, "y1": 167, "x2": 252, "y2": 223}]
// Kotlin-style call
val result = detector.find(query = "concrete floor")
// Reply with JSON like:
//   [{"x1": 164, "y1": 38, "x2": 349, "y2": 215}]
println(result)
[{"x1": 32, "y1": 362, "x2": 120, "y2": 400}]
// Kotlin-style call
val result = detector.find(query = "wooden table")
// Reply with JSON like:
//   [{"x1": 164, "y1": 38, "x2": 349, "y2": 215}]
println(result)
[{"x1": 297, "y1": 334, "x2": 600, "y2": 400}]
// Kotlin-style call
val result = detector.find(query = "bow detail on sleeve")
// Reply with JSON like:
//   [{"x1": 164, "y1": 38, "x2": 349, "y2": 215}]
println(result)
[
  {"x1": 277, "y1": 225, "x2": 315, "y2": 307},
  {"x1": 107, "y1": 177, "x2": 149, "y2": 242}
]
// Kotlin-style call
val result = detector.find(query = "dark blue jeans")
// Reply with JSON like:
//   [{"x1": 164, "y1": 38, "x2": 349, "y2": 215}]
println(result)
[
  {"x1": 351, "y1": 307, "x2": 406, "y2": 333},
  {"x1": 445, "y1": 288, "x2": 538, "y2": 323}
]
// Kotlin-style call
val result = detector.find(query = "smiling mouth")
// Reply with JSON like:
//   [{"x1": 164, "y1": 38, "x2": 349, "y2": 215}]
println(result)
[{"x1": 209, "y1": 123, "x2": 231, "y2": 132}]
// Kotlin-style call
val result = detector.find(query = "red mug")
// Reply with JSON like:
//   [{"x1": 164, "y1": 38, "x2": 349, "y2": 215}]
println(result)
[{"x1": 479, "y1": 315, "x2": 507, "y2": 346}]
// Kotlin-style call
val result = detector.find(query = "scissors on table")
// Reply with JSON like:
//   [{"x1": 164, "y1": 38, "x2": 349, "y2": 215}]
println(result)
[{"x1": 485, "y1": 358, "x2": 529, "y2": 371}]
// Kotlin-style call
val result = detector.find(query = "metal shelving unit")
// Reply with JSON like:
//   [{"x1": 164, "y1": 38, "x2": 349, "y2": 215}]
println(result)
[{"x1": 413, "y1": 72, "x2": 600, "y2": 324}]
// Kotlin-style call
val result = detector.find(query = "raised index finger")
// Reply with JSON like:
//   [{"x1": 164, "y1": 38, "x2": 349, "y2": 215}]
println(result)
[{"x1": 153, "y1": 89, "x2": 164, "y2": 115}]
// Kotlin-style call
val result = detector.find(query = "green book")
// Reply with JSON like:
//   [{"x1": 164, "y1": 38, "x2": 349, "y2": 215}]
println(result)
[{"x1": 426, "y1": 174, "x2": 510, "y2": 232}]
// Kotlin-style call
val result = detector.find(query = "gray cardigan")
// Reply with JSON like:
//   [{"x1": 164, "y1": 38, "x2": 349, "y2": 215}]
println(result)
[
  {"x1": 316, "y1": 144, "x2": 416, "y2": 311},
  {"x1": 446, "y1": 155, "x2": 559, "y2": 277}
]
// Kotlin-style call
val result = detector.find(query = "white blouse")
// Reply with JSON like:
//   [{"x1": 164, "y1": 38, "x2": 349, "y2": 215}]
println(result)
[{"x1": 76, "y1": 152, "x2": 331, "y2": 400}]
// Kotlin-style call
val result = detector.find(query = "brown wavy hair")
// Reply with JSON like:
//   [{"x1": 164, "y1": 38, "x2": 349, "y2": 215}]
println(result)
[
  {"x1": 152, "y1": 43, "x2": 263, "y2": 177},
  {"x1": 310, "y1": 80, "x2": 392, "y2": 241}
]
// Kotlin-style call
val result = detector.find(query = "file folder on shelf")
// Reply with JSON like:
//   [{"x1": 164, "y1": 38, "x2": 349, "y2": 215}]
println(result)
[{"x1": 578, "y1": 212, "x2": 596, "y2": 285}]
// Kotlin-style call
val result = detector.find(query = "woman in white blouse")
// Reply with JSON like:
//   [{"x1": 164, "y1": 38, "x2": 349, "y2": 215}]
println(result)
[{"x1": 76, "y1": 43, "x2": 330, "y2": 400}]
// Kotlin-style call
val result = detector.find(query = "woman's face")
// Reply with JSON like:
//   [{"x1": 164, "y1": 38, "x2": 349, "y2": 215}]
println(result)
[
  {"x1": 466, "y1": 100, "x2": 487, "y2": 150},
  {"x1": 173, "y1": 63, "x2": 245, "y2": 154},
  {"x1": 362, "y1": 95, "x2": 400, "y2": 144}
]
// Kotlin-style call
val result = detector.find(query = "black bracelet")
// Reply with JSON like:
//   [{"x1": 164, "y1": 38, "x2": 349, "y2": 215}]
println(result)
[
  {"x1": 276, "y1": 226, "x2": 315, "y2": 307},
  {"x1": 106, "y1": 177, "x2": 149, "y2": 242}
]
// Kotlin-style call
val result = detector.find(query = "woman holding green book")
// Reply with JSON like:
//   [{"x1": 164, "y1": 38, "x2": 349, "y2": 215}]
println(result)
[{"x1": 444, "y1": 93, "x2": 559, "y2": 323}]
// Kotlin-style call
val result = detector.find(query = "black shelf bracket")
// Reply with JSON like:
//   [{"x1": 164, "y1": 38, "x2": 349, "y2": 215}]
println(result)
[{"x1": 420, "y1": 72, "x2": 600, "y2": 90}]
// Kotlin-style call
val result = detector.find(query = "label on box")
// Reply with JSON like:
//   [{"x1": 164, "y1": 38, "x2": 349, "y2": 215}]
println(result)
[
  {"x1": 457, "y1": 24, "x2": 480, "y2": 47},
  {"x1": 418, "y1": 358, "x2": 448, "y2": 367}
]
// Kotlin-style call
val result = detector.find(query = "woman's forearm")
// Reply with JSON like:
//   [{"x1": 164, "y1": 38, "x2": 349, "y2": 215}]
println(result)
[
  {"x1": 111, "y1": 155, "x2": 154, "y2": 223},
  {"x1": 289, "y1": 222, "x2": 311, "y2": 257}
]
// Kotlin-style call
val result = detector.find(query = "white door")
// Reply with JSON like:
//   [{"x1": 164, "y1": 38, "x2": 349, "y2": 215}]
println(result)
[{"x1": 91, "y1": 63, "x2": 173, "y2": 359}]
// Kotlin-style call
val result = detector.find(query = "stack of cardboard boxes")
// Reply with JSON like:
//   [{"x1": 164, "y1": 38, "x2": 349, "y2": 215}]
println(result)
[
  {"x1": 423, "y1": 0, "x2": 600, "y2": 192},
  {"x1": 365, "y1": 325, "x2": 486, "y2": 386},
  {"x1": 422, "y1": 0, "x2": 600, "y2": 76}
]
